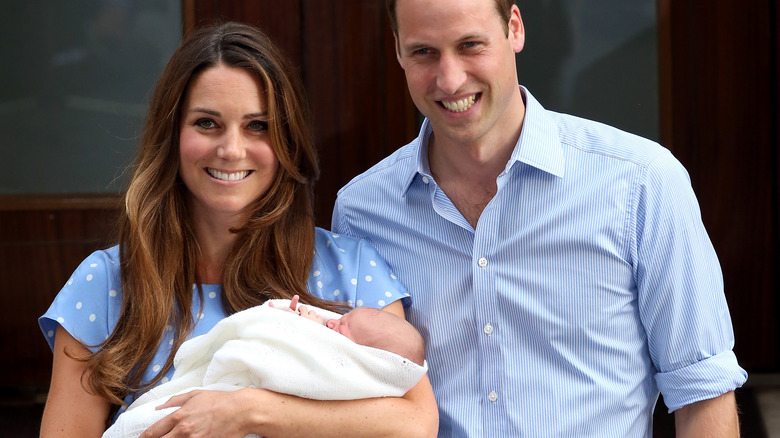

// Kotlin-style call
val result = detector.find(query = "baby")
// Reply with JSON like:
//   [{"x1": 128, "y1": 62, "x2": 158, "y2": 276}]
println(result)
[
  {"x1": 271, "y1": 295, "x2": 425, "y2": 366},
  {"x1": 103, "y1": 297, "x2": 427, "y2": 438}
]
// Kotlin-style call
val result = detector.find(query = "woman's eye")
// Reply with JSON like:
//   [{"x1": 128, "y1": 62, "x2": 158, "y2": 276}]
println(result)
[
  {"x1": 195, "y1": 118, "x2": 217, "y2": 129},
  {"x1": 248, "y1": 120, "x2": 269, "y2": 132}
]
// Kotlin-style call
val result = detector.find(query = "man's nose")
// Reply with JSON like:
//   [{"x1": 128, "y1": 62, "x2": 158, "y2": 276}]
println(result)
[{"x1": 436, "y1": 54, "x2": 467, "y2": 95}]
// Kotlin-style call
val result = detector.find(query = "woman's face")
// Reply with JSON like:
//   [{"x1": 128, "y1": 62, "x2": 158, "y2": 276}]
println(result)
[{"x1": 179, "y1": 64, "x2": 279, "y2": 222}]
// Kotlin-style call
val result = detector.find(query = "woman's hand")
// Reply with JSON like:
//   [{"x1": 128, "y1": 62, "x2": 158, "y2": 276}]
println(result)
[{"x1": 140, "y1": 389, "x2": 258, "y2": 437}]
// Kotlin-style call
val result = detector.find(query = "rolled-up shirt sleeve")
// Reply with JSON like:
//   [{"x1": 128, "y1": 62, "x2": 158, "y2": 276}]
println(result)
[{"x1": 632, "y1": 150, "x2": 747, "y2": 412}]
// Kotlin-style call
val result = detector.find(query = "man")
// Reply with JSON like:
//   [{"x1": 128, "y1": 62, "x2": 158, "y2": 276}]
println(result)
[{"x1": 332, "y1": 0, "x2": 747, "y2": 436}]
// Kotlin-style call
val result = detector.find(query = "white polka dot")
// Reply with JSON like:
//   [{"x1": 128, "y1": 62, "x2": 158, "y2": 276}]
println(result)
[
  {"x1": 317, "y1": 281, "x2": 323, "y2": 288},
  {"x1": 161, "y1": 377, "x2": 169, "y2": 384},
  {"x1": 109, "y1": 289, "x2": 117, "y2": 297},
  {"x1": 337, "y1": 264, "x2": 343, "y2": 271},
  {"x1": 370, "y1": 260, "x2": 377, "y2": 267},
  {"x1": 339, "y1": 248, "x2": 345, "y2": 253},
  {"x1": 332, "y1": 234, "x2": 340, "y2": 238},
  {"x1": 404, "y1": 292, "x2": 411, "y2": 297},
  {"x1": 347, "y1": 300, "x2": 353, "y2": 307},
  {"x1": 89, "y1": 314, "x2": 96, "y2": 322},
  {"x1": 166, "y1": 325, "x2": 173, "y2": 331},
  {"x1": 47, "y1": 330, "x2": 54, "y2": 338},
  {"x1": 378, "y1": 300, "x2": 386, "y2": 306},
  {"x1": 356, "y1": 300, "x2": 364, "y2": 307},
  {"x1": 90, "y1": 263, "x2": 98, "y2": 268},
  {"x1": 333, "y1": 289, "x2": 341, "y2": 296},
  {"x1": 67, "y1": 278, "x2": 74, "y2": 285},
  {"x1": 365, "y1": 275, "x2": 373, "y2": 282},
  {"x1": 169, "y1": 339, "x2": 174, "y2": 346},
  {"x1": 351, "y1": 278, "x2": 357, "y2": 285},
  {"x1": 391, "y1": 274, "x2": 397, "y2": 280},
  {"x1": 86, "y1": 274, "x2": 93, "y2": 281},
  {"x1": 56, "y1": 317, "x2": 65, "y2": 324},
  {"x1": 326, "y1": 240, "x2": 331, "y2": 247},
  {"x1": 76, "y1": 302, "x2": 83, "y2": 310},
  {"x1": 314, "y1": 270, "x2": 321, "y2": 277},
  {"x1": 153, "y1": 365, "x2": 161, "y2": 372},
  {"x1": 209, "y1": 291, "x2": 217, "y2": 299},
  {"x1": 199, "y1": 313, "x2": 204, "y2": 319},
  {"x1": 385, "y1": 291, "x2": 392, "y2": 297}
]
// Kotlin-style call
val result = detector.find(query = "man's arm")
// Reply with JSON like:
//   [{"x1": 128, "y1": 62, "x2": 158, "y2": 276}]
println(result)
[{"x1": 674, "y1": 391, "x2": 739, "y2": 437}]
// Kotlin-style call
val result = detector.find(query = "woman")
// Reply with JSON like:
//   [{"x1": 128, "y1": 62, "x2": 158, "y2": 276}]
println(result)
[{"x1": 39, "y1": 22, "x2": 437, "y2": 437}]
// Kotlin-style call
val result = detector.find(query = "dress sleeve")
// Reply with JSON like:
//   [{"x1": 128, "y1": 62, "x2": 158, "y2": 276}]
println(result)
[
  {"x1": 351, "y1": 238, "x2": 411, "y2": 309},
  {"x1": 309, "y1": 229, "x2": 411, "y2": 309},
  {"x1": 631, "y1": 151, "x2": 747, "y2": 412},
  {"x1": 39, "y1": 248, "x2": 121, "y2": 353}
]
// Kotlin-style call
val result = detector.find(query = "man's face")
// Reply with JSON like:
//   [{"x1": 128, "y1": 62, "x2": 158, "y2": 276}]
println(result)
[{"x1": 394, "y1": 0, "x2": 525, "y2": 147}]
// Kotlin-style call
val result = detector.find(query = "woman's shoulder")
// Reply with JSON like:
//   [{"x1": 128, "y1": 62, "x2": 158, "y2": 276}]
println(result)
[
  {"x1": 311, "y1": 227, "x2": 409, "y2": 309},
  {"x1": 313, "y1": 227, "x2": 362, "y2": 251},
  {"x1": 39, "y1": 245, "x2": 123, "y2": 352}
]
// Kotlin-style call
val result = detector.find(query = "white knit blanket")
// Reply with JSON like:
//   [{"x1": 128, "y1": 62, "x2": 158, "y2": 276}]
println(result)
[{"x1": 102, "y1": 300, "x2": 426, "y2": 438}]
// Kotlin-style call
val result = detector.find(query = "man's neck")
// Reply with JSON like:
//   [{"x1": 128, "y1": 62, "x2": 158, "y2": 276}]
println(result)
[{"x1": 427, "y1": 90, "x2": 526, "y2": 228}]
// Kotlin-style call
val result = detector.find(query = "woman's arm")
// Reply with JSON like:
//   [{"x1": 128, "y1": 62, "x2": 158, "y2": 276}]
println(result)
[
  {"x1": 40, "y1": 326, "x2": 111, "y2": 437},
  {"x1": 142, "y1": 370, "x2": 437, "y2": 437},
  {"x1": 141, "y1": 300, "x2": 438, "y2": 437}
]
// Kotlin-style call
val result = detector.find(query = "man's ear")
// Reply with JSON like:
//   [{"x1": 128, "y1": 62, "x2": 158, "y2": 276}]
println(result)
[
  {"x1": 509, "y1": 5, "x2": 525, "y2": 53},
  {"x1": 394, "y1": 33, "x2": 404, "y2": 67}
]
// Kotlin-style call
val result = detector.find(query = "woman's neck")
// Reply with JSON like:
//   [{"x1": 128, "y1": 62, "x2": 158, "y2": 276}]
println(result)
[{"x1": 192, "y1": 210, "x2": 244, "y2": 284}]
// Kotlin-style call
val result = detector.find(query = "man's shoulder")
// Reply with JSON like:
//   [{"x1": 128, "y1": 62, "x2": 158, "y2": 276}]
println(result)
[{"x1": 550, "y1": 110, "x2": 670, "y2": 167}]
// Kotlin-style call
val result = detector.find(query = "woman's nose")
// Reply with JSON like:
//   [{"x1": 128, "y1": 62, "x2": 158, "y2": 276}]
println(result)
[{"x1": 216, "y1": 129, "x2": 246, "y2": 160}]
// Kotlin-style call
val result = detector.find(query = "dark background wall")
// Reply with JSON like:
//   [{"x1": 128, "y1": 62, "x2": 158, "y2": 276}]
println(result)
[{"x1": 1, "y1": 0, "x2": 777, "y2": 414}]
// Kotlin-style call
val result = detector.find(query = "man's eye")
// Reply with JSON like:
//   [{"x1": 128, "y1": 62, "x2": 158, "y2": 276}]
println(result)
[
  {"x1": 414, "y1": 48, "x2": 431, "y2": 56},
  {"x1": 463, "y1": 41, "x2": 478, "y2": 49},
  {"x1": 248, "y1": 120, "x2": 269, "y2": 131},
  {"x1": 195, "y1": 119, "x2": 217, "y2": 129}
]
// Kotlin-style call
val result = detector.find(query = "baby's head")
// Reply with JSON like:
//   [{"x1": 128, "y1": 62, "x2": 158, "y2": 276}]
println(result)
[{"x1": 326, "y1": 307, "x2": 425, "y2": 366}]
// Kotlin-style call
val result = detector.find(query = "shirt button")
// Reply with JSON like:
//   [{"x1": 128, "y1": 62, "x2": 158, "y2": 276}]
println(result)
[
  {"x1": 478, "y1": 257, "x2": 488, "y2": 268},
  {"x1": 484, "y1": 323, "x2": 494, "y2": 335},
  {"x1": 488, "y1": 391, "x2": 498, "y2": 402},
  {"x1": 422, "y1": 176, "x2": 430, "y2": 184}
]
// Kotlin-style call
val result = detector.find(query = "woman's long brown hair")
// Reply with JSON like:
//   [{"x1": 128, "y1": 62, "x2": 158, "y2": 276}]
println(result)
[{"x1": 79, "y1": 22, "x2": 345, "y2": 408}]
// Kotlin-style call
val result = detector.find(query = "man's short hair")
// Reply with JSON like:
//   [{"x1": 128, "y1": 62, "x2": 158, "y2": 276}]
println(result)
[{"x1": 385, "y1": 0, "x2": 514, "y2": 36}]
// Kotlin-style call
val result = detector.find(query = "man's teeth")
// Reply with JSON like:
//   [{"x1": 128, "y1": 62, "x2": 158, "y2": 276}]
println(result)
[
  {"x1": 207, "y1": 168, "x2": 250, "y2": 181},
  {"x1": 441, "y1": 95, "x2": 477, "y2": 112}
]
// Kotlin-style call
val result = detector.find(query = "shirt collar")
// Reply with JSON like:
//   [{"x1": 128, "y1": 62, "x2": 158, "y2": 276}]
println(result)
[
  {"x1": 513, "y1": 86, "x2": 565, "y2": 179},
  {"x1": 402, "y1": 86, "x2": 565, "y2": 195}
]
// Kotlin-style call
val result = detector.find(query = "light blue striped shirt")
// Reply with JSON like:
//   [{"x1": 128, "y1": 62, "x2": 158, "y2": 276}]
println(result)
[{"x1": 332, "y1": 87, "x2": 746, "y2": 437}]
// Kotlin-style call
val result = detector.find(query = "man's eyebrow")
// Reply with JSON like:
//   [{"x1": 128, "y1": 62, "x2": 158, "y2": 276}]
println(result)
[
  {"x1": 401, "y1": 32, "x2": 485, "y2": 52},
  {"x1": 458, "y1": 32, "x2": 483, "y2": 42},
  {"x1": 402, "y1": 41, "x2": 431, "y2": 53}
]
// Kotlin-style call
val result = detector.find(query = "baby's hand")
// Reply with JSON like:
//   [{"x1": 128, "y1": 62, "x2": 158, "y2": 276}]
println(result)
[
  {"x1": 296, "y1": 305, "x2": 325, "y2": 324},
  {"x1": 268, "y1": 295, "x2": 300, "y2": 313}
]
